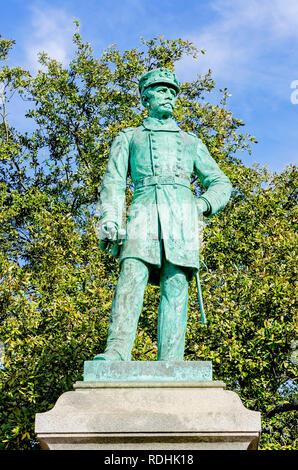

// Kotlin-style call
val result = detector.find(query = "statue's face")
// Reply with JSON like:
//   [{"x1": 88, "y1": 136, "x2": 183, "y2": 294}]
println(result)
[{"x1": 144, "y1": 84, "x2": 178, "y2": 119}]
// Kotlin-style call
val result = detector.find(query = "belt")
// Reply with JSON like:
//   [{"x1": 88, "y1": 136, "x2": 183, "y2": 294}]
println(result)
[{"x1": 134, "y1": 174, "x2": 191, "y2": 190}]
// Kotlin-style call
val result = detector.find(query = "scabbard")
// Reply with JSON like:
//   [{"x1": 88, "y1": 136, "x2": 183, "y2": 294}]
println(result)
[{"x1": 195, "y1": 272, "x2": 207, "y2": 325}]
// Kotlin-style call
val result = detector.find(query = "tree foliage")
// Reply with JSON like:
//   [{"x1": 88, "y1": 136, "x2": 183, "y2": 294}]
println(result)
[{"x1": 0, "y1": 27, "x2": 297, "y2": 449}]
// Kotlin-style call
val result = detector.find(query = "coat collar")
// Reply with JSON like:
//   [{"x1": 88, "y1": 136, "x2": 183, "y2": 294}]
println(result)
[{"x1": 142, "y1": 117, "x2": 181, "y2": 132}]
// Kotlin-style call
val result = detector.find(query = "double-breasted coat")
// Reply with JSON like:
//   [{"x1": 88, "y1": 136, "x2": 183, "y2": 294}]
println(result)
[{"x1": 99, "y1": 117, "x2": 232, "y2": 283}]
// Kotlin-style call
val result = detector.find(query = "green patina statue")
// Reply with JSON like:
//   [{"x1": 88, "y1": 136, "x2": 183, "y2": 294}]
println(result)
[{"x1": 95, "y1": 68, "x2": 232, "y2": 362}]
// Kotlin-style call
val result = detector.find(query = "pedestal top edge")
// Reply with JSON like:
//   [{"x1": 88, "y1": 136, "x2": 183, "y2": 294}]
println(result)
[
  {"x1": 73, "y1": 380, "x2": 226, "y2": 390},
  {"x1": 84, "y1": 360, "x2": 212, "y2": 367}
]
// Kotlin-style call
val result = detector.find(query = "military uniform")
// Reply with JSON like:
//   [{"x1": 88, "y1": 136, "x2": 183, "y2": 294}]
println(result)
[
  {"x1": 100, "y1": 117, "x2": 231, "y2": 278},
  {"x1": 96, "y1": 69, "x2": 232, "y2": 361}
]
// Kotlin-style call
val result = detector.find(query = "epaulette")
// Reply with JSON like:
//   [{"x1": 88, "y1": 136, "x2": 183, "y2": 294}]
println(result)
[
  {"x1": 186, "y1": 131, "x2": 197, "y2": 138},
  {"x1": 121, "y1": 127, "x2": 136, "y2": 134}
]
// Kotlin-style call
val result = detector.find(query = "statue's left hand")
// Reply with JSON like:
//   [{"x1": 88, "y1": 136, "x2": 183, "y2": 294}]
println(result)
[{"x1": 196, "y1": 198, "x2": 208, "y2": 215}]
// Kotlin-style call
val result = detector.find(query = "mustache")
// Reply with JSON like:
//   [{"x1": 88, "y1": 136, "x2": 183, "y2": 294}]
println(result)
[{"x1": 160, "y1": 101, "x2": 174, "y2": 107}]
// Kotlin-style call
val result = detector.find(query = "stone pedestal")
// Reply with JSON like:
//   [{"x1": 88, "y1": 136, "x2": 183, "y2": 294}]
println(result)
[{"x1": 35, "y1": 361, "x2": 261, "y2": 450}]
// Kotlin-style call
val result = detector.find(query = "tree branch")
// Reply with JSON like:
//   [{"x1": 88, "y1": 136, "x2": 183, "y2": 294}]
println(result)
[
  {"x1": 265, "y1": 400, "x2": 298, "y2": 418},
  {"x1": 0, "y1": 85, "x2": 28, "y2": 192}
]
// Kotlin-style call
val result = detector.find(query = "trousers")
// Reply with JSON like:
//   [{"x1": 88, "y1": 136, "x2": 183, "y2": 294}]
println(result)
[{"x1": 101, "y1": 257, "x2": 189, "y2": 361}]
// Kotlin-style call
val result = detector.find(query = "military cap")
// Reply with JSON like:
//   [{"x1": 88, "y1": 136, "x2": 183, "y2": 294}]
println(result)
[{"x1": 138, "y1": 68, "x2": 180, "y2": 96}]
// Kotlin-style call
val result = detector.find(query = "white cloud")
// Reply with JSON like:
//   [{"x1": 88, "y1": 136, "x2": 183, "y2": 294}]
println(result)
[
  {"x1": 176, "y1": 0, "x2": 298, "y2": 88},
  {"x1": 25, "y1": 4, "x2": 74, "y2": 72},
  {"x1": 211, "y1": 0, "x2": 298, "y2": 37}
]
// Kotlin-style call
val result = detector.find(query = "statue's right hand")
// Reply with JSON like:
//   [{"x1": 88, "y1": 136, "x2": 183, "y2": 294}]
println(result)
[{"x1": 100, "y1": 221, "x2": 118, "y2": 242}]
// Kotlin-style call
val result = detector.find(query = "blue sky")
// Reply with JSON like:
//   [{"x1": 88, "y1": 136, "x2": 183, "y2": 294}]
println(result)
[{"x1": 1, "y1": 0, "x2": 297, "y2": 172}]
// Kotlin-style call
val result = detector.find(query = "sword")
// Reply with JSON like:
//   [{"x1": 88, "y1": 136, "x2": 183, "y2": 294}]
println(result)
[{"x1": 195, "y1": 271, "x2": 207, "y2": 325}]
